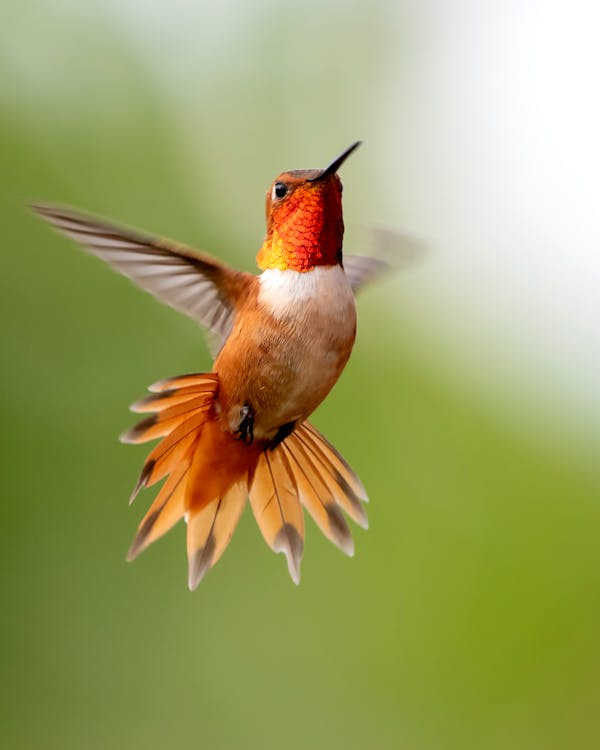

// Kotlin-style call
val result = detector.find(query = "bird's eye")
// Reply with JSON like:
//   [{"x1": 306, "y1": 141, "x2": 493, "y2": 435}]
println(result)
[{"x1": 273, "y1": 182, "x2": 288, "y2": 200}]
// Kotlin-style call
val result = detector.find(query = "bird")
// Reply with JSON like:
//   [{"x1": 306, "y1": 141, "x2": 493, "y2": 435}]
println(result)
[{"x1": 32, "y1": 141, "x2": 388, "y2": 589}]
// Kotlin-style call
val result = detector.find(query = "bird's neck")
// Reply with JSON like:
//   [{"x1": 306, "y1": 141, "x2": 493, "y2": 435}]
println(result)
[{"x1": 256, "y1": 195, "x2": 344, "y2": 272}]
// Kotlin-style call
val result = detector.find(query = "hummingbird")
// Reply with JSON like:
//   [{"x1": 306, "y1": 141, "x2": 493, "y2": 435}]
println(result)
[{"x1": 33, "y1": 141, "x2": 387, "y2": 588}]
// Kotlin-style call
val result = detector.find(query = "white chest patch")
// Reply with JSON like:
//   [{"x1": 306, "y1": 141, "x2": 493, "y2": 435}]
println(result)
[{"x1": 258, "y1": 265, "x2": 354, "y2": 322}]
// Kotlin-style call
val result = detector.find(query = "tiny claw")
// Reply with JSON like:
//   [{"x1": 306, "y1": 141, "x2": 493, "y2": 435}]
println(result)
[{"x1": 234, "y1": 404, "x2": 254, "y2": 445}]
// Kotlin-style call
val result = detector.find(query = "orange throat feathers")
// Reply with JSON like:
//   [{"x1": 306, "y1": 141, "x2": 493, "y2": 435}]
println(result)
[{"x1": 257, "y1": 175, "x2": 344, "y2": 272}]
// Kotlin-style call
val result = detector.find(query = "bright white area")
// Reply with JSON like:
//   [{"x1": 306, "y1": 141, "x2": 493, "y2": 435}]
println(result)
[{"x1": 376, "y1": 1, "x2": 600, "y2": 436}]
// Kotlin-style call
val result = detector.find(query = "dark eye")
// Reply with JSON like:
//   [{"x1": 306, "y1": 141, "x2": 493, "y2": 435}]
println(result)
[{"x1": 273, "y1": 182, "x2": 288, "y2": 199}]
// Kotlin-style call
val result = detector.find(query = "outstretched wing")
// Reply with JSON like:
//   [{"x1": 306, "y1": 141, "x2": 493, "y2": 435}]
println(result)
[
  {"x1": 344, "y1": 227, "x2": 427, "y2": 293},
  {"x1": 31, "y1": 203, "x2": 251, "y2": 345},
  {"x1": 343, "y1": 254, "x2": 389, "y2": 292}
]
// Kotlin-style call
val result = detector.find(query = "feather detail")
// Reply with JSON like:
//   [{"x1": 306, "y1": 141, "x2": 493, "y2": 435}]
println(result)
[
  {"x1": 343, "y1": 254, "x2": 390, "y2": 292},
  {"x1": 129, "y1": 429, "x2": 200, "y2": 504},
  {"x1": 287, "y1": 422, "x2": 369, "y2": 529},
  {"x1": 249, "y1": 449, "x2": 304, "y2": 584},
  {"x1": 186, "y1": 482, "x2": 247, "y2": 590},
  {"x1": 124, "y1": 372, "x2": 258, "y2": 585},
  {"x1": 148, "y1": 373, "x2": 219, "y2": 393},
  {"x1": 130, "y1": 382, "x2": 217, "y2": 414},
  {"x1": 126, "y1": 376, "x2": 219, "y2": 502},
  {"x1": 280, "y1": 440, "x2": 354, "y2": 556},
  {"x1": 30, "y1": 204, "x2": 249, "y2": 347},
  {"x1": 344, "y1": 228, "x2": 427, "y2": 292},
  {"x1": 127, "y1": 460, "x2": 192, "y2": 561},
  {"x1": 120, "y1": 401, "x2": 213, "y2": 445}
]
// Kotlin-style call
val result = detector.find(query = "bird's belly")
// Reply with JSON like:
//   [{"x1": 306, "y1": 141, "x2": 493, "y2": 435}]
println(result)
[
  {"x1": 253, "y1": 324, "x2": 354, "y2": 433},
  {"x1": 215, "y1": 265, "x2": 356, "y2": 441}
]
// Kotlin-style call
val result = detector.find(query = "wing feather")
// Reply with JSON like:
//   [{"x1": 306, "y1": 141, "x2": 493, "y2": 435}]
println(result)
[
  {"x1": 343, "y1": 254, "x2": 390, "y2": 292},
  {"x1": 344, "y1": 228, "x2": 427, "y2": 292},
  {"x1": 31, "y1": 203, "x2": 250, "y2": 345}
]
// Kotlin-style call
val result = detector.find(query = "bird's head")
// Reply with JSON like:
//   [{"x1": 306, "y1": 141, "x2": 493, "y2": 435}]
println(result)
[{"x1": 257, "y1": 141, "x2": 361, "y2": 272}]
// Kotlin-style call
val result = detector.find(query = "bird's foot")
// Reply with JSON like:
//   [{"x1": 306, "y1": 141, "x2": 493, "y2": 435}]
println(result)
[{"x1": 234, "y1": 404, "x2": 255, "y2": 445}]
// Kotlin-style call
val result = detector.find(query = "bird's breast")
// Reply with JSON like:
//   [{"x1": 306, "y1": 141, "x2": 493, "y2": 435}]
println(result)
[{"x1": 215, "y1": 265, "x2": 356, "y2": 440}]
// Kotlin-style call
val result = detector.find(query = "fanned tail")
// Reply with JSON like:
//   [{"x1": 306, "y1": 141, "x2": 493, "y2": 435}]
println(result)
[
  {"x1": 249, "y1": 421, "x2": 368, "y2": 585},
  {"x1": 121, "y1": 375, "x2": 368, "y2": 587},
  {"x1": 122, "y1": 373, "x2": 260, "y2": 588}
]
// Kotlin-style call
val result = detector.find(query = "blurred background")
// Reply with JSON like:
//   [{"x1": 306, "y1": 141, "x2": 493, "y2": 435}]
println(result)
[{"x1": 2, "y1": 1, "x2": 600, "y2": 748}]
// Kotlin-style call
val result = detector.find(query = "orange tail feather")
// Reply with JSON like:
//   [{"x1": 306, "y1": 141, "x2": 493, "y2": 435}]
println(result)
[
  {"x1": 123, "y1": 374, "x2": 368, "y2": 587},
  {"x1": 123, "y1": 373, "x2": 259, "y2": 584},
  {"x1": 186, "y1": 481, "x2": 247, "y2": 590},
  {"x1": 249, "y1": 448, "x2": 305, "y2": 584}
]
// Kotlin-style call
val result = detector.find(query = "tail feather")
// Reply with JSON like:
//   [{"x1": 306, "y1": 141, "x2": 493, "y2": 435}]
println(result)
[
  {"x1": 280, "y1": 440, "x2": 354, "y2": 556},
  {"x1": 130, "y1": 383, "x2": 216, "y2": 414},
  {"x1": 127, "y1": 461, "x2": 191, "y2": 560},
  {"x1": 129, "y1": 429, "x2": 198, "y2": 503},
  {"x1": 124, "y1": 374, "x2": 219, "y2": 555},
  {"x1": 293, "y1": 424, "x2": 369, "y2": 529},
  {"x1": 120, "y1": 402, "x2": 212, "y2": 444},
  {"x1": 122, "y1": 373, "x2": 368, "y2": 587},
  {"x1": 186, "y1": 481, "x2": 247, "y2": 590},
  {"x1": 249, "y1": 449, "x2": 305, "y2": 584},
  {"x1": 121, "y1": 377, "x2": 218, "y2": 446},
  {"x1": 302, "y1": 422, "x2": 368, "y2": 500},
  {"x1": 149, "y1": 373, "x2": 218, "y2": 393},
  {"x1": 129, "y1": 396, "x2": 223, "y2": 500},
  {"x1": 185, "y1": 418, "x2": 260, "y2": 512}
]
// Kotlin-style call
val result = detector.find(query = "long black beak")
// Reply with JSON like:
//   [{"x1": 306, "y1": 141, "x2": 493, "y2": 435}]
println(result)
[{"x1": 307, "y1": 141, "x2": 362, "y2": 182}]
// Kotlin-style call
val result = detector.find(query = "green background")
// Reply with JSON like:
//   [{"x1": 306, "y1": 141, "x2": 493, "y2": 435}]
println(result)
[{"x1": 2, "y1": 2, "x2": 600, "y2": 749}]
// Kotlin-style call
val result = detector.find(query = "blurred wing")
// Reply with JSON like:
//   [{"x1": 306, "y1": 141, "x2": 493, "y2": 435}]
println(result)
[
  {"x1": 343, "y1": 254, "x2": 390, "y2": 292},
  {"x1": 344, "y1": 227, "x2": 427, "y2": 293},
  {"x1": 31, "y1": 203, "x2": 249, "y2": 344}
]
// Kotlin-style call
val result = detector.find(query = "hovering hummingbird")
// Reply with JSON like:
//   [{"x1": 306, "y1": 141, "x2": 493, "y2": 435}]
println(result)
[{"x1": 33, "y1": 141, "x2": 388, "y2": 588}]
